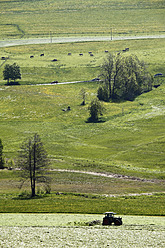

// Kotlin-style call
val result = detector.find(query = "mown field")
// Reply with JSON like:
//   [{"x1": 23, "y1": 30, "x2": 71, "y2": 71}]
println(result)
[
  {"x1": 0, "y1": 214, "x2": 165, "y2": 247},
  {"x1": 0, "y1": 0, "x2": 164, "y2": 39}
]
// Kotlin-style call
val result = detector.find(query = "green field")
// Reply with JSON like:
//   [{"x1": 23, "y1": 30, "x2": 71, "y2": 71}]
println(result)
[
  {"x1": 0, "y1": 0, "x2": 164, "y2": 216},
  {"x1": 0, "y1": 80, "x2": 165, "y2": 214},
  {"x1": 0, "y1": 0, "x2": 164, "y2": 39},
  {"x1": 0, "y1": 80, "x2": 165, "y2": 177}
]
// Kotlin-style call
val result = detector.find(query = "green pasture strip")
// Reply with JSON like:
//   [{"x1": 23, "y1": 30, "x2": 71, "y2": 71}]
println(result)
[
  {"x1": 0, "y1": 0, "x2": 164, "y2": 39},
  {"x1": 0, "y1": 82, "x2": 165, "y2": 179},
  {"x1": 0, "y1": 192, "x2": 164, "y2": 215},
  {"x1": 0, "y1": 38, "x2": 165, "y2": 84},
  {"x1": 0, "y1": 170, "x2": 164, "y2": 195}
]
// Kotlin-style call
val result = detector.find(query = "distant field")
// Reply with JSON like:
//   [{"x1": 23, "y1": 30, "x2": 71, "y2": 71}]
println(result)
[{"x1": 0, "y1": 0, "x2": 164, "y2": 39}]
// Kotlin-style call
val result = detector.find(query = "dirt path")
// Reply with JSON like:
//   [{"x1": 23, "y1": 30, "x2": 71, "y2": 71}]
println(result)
[
  {"x1": 52, "y1": 168, "x2": 164, "y2": 184},
  {"x1": 0, "y1": 34, "x2": 165, "y2": 48}
]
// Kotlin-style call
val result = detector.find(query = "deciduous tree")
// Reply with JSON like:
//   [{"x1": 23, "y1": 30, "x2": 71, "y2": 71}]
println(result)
[
  {"x1": 79, "y1": 88, "x2": 87, "y2": 105},
  {"x1": 88, "y1": 98, "x2": 104, "y2": 121},
  {"x1": 18, "y1": 133, "x2": 51, "y2": 197},
  {"x1": 0, "y1": 139, "x2": 5, "y2": 169},
  {"x1": 3, "y1": 63, "x2": 21, "y2": 84}
]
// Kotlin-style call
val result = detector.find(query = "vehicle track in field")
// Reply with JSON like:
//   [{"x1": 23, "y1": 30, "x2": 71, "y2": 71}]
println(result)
[
  {"x1": 52, "y1": 168, "x2": 165, "y2": 184},
  {"x1": 0, "y1": 34, "x2": 165, "y2": 48},
  {"x1": 52, "y1": 169, "x2": 165, "y2": 197}
]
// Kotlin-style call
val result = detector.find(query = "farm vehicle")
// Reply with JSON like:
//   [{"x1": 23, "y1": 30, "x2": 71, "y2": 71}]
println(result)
[{"x1": 102, "y1": 212, "x2": 122, "y2": 226}]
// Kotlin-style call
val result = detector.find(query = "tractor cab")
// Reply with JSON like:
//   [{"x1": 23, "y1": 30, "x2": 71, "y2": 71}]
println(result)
[{"x1": 102, "y1": 212, "x2": 122, "y2": 226}]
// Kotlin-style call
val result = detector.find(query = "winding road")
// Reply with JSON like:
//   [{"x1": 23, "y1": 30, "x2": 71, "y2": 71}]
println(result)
[{"x1": 0, "y1": 34, "x2": 165, "y2": 48}]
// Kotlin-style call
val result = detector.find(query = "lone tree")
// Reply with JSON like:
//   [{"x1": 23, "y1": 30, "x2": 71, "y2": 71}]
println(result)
[
  {"x1": 0, "y1": 139, "x2": 5, "y2": 169},
  {"x1": 88, "y1": 98, "x2": 104, "y2": 121},
  {"x1": 18, "y1": 133, "x2": 51, "y2": 197},
  {"x1": 79, "y1": 88, "x2": 87, "y2": 105},
  {"x1": 3, "y1": 63, "x2": 21, "y2": 84},
  {"x1": 98, "y1": 53, "x2": 152, "y2": 101}
]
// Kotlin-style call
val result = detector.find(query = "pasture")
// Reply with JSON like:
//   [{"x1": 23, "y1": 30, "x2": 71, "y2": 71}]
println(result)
[
  {"x1": 0, "y1": 80, "x2": 165, "y2": 178},
  {"x1": 0, "y1": 0, "x2": 164, "y2": 220},
  {"x1": 0, "y1": 214, "x2": 165, "y2": 247},
  {"x1": 0, "y1": 0, "x2": 164, "y2": 40},
  {"x1": 0, "y1": 38, "x2": 165, "y2": 84}
]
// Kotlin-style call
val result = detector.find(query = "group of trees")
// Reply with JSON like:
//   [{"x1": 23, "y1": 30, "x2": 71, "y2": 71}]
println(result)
[
  {"x1": 88, "y1": 53, "x2": 153, "y2": 121},
  {"x1": 3, "y1": 63, "x2": 21, "y2": 84},
  {"x1": 97, "y1": 53, "x2": 152, "y2": 101}
]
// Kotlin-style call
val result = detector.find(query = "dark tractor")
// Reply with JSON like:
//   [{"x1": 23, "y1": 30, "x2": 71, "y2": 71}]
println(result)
[{"x1": 102, "y1": 212, "x2": 122, "y2": 226}]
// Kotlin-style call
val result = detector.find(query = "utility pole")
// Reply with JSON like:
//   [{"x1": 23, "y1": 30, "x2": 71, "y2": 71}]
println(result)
[{"x1": 50, "y1": 31, "x2": 52, "y2": 43}]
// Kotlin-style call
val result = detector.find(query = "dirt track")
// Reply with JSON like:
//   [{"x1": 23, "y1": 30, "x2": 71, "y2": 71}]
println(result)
[
  {"x1": 52, "y1": 168, "x2": 165, "y2": 184},
  {"x1": 0, "y1": 35, "x2": 165, "y2": 48}
]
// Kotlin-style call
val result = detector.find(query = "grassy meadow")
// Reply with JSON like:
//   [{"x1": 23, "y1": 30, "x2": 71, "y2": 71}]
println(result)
[
  {"x1": 0, "y1": 0, "x2": 164, "y2": 40},
  {"x1": 0, "y1": 81, "x2": 165, "y2": 178},
  {"x1": 0, "y1": 77, "x2": 165, "y2": 214},
  {"x1": 0, "y1": 0, "x2": 164, "y2": 216}
]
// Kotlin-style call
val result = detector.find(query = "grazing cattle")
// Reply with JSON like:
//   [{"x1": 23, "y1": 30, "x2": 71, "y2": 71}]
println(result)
[
  {"x1": 79, "y1": 53, "x2": 83, "y2": 56},
  {"x1": 40, "y1": 53, "x2": 44, "y2": 56},
  {"x1": 90, "y1": 53, "x2": 94, "y2": 56},
  {"x1": 52, "y1": 59, "x2": 58, "y2": 62},
  {"x1": 91, "y1": 78, "x2": 100, "y2": 81},
  {"x1": 88, "y1": 51, "x2": 92, "y2": 54},
  {"x1": 68, "y1": 53, "x2": 72, "y2": 55},
  {"x1": 123, "y1": 48, "x2": 129, "y2": 52},
  {"x1": 30, "y1": 55, "x2": 34, "y2": 58},
  {"x1": 154, "y1": 73, "x2": 163, "y2": 77},
  {"x1": 105, "y1": 50, "x2": 108, "y2": 53},
  {"x1": 1, "y1": 57, "x2": 6, "y2": 60},
  {"x1": 62, "y1": 106, "x2": 71, "y2": 112},
  {"x1": 153, "y1": 84, "x2": 160, "y2": 88}
]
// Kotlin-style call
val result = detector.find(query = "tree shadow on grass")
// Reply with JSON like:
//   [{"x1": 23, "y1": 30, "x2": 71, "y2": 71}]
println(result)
[
  {"x1": 86, "y1": 117, "x2": 106, "y2": 123},
  {"x1": 13, "y1": 192, "x2": 49, "y2": 200},
  {"x1": 5, "y1": 81, "x2": 20, "y2": 86}
]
